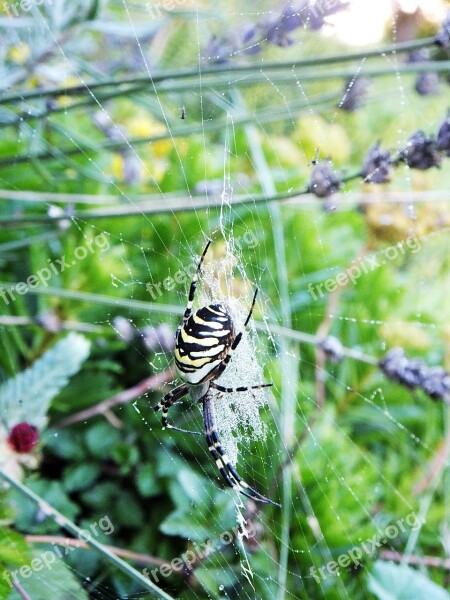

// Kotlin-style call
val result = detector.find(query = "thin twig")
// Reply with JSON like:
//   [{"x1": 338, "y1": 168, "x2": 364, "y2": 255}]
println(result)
[
  {"x1": 25, "y1": 535, "x2": 166, "y2": 568},
  {"x1": 54, "y1": 367, "x2": 175, "y2": 428},
  {"x1": 414, "y1": 409, "x2": 450, "y2": 495},
  {"x1": 0, "y1": 283, "x2": 381, "y2": 367},
  {"x1": 379, "y1": 549, "x2": 450, "y2": 570},
  {"x1": 11, "y1": 581, "x2": 32, "y2": 600},
  {"x1": 0, "y1": 315, "x2": 106, "y2": 334}
]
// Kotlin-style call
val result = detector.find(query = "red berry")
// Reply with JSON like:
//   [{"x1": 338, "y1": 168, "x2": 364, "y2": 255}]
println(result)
[{"x1": 7, "y1": 422, "x2": 39, "y2": 453}]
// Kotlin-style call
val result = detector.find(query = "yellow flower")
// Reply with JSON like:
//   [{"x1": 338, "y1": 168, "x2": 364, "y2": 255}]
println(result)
[
  {"x1": 152, "y1": 139, "x2": 172, "y2": 158},
  {"x1": 296, "y1": 114, "x2": 351, "y2": 164},
  {"x1": 110, "y1": 153, "x2": 125, "y2": 182},
  {"x1": 7, "y1": 43, "x2": 31, "y2": 65},
  {"x1": 380, "y1": 322, "x2": 431, "y2": 350},
  {"x1": 127, "y1": 113, "x2": 166, "y2": 139}
]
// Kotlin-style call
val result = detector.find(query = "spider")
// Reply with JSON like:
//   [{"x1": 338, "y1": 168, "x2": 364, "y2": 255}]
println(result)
[{"x1": 154, "y1": 240, "x2": 280, "y2": 507}]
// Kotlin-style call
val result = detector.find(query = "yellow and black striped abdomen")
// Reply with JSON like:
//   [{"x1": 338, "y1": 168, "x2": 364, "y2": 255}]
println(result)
[{"x1": 175, "y1": 304, "x2": 234, "y2": 385}]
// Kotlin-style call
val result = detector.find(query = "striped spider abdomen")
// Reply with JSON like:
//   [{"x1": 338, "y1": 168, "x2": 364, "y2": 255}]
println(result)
[{"x1": 175, "y1": 304, "x2": 235, "y2": 385}]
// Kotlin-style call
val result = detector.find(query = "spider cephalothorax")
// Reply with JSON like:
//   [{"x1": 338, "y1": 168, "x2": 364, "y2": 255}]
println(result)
[{"x1": 154, "y1": 240, "x2": 280, "y2": 507}]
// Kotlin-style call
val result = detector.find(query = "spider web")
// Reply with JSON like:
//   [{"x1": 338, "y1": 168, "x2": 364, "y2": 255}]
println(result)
[{"x1": 1, "y1": 1, "x2": 450, "y2": 599}]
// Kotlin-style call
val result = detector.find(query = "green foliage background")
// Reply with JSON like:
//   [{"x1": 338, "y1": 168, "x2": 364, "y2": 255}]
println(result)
[{"x1": 0, "y1": 1, "x2": 450, "y2": 599}]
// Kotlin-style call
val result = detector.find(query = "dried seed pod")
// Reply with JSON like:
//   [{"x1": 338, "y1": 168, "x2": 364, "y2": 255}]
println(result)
[
  {"x1": 34, "y1": 311, "x2": 63, "y2": 334},
  {"x1": 379, "y1": 347, "x2": 450, "y2": 403},
  {"x1": 435, "y1": 9, "x2": 450, "y2": 48},
  {"x1": 203, "y1": 35, "x2": 237, "y2": 65},
  {"x1": 309, "y1": 159, "x2": 341, "y2": 198},
  {"x1": 140, "y1": 324, "x2": 175, "y2": 353},
  {"x1": 421, "y1": 367, "x2": 450, "y2": 402},
  {"x1": 122, "y1": 152, "x2": 143, "y2": 186},
  {"x1": 362, "y1": 142, "x2": 392, "y2": 184},
  {"x1": 338, "y1": 77, "x2": 370, "y2": 111},
  {"x1": 415, "y1": 71, "x2": 440, "y2": 96},
  {"x1": 436, "y1": 113, "x2": 450, "y2": 156},
  {"x1": 319, "y1": 336, "x2": 344, "y2": 363},
  {"x1": 113, "y1": 316, "x2": 136, "y2": 343},
  {"x1": 398, "y1": 131, "x2": 441, "y2": 170}
]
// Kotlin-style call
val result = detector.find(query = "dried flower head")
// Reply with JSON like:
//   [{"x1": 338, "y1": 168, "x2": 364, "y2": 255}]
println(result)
[
  {"x1": 203, "y1": 35, "x2": 237, "y2": 64},
  {"x1": 319, "y1": 336, "x2": 344, "y2": 363},
  {"x1": 415, "y1": 72, "x2": 440, "y2": 96},
  {"x1": 436, "y1": 113, "x2": 450, "y2": 156},
  {"x1": 435, "y1": 9, "x2": 450, "y2": 48},
  {"x1": 113, "y1": 316, "x2": 136, "y2": 343},
  {"x1": 398, "y1": 131, "x2": 441, "y2": 170},
  {"x1": 362, "y1": 142, "x2": 392, "y2": 184},
  {"x1": 140, "y1": 324, "x2": 175, "y2": 353},
  {"x1": 379, "y1": 347, "x2": 450, "y2": 403},
  {"x1": 309, "y1": 159, "x2": 342, "y2": 198},
  {"x1": 338, "y1": 77, "x2": 370, "y2": 111}
]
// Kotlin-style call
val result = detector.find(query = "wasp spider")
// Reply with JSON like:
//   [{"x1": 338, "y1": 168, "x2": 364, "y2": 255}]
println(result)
[{"x1": 155, "y1": 240, "x2": 280, "y2": 507}]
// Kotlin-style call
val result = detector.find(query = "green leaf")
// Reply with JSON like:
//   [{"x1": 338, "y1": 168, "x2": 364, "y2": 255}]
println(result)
[
  {"x1": 43, "y1": 430, "x2": 86, "y2": 461},
  {"x1": 6, "y1": 547, "x2": 89, "y2": 600},
  {"x1": 63, "y1": 464, "x2": 100, "y2": 493},
  {"x1": 368, "y1": 560, "x2": 450, "y2": 600},
  {"x1": 0, "y1": 333, "x2": 90, "y2": 429},
  {"x1": 111, "y1": 443, "x2": 139, "y2": 473},
  {"x1": 9, "y1": 480, "x2": 80, "y2": 534},
  {"x1": 135, "y1": 464, "x2": 162, "y2": 498},
  {"x1": 160, "y1": 508, "x2": 213, "y2": 541},
  {"x1": 0, "y1": 527, "x2": 30, "y2": 567},
  {"x1": 194, "y1": 566, "x2": 238, "y2": 596},
  {"x1": 81, "y1": 482, "x2": 117, "y2": 509},
  {"x1": 84, "y1": 422, "x2": 121, "y2": 458},
  {"x1": 177, "y1": 468, "x2": 211, "y2": 504}
]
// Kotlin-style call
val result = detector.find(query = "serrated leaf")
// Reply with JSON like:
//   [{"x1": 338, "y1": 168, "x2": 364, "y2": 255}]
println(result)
[
  {"x1": 7, "y1": 547, "x2": 89, "y2": 600},
  {"x1": 0, "y1": 527, "x2": 30, "y2": 567},
  {"x1": 0, "y1": 333, "x2": 90, "y2": 429},
  {"x1": 368, "y1": 560, "x2": 450, "y2": 600}
]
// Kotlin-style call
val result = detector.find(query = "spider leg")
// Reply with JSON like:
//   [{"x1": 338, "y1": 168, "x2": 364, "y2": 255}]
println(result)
[
  {"x1": 211, "y1": 382, "x2": 273, "y2": 394},
  {"x1": 182, "y1": 239, "x2": 212, "y2": 323},
  {"x1": 203, "y1": 395, "x2": 281, "y2": 507},
  {"x1": 154, "y1": 383, "x2": 202, "y2": 435}
]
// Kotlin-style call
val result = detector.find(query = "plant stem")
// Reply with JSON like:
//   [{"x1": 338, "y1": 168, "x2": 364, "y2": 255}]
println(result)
[
  {"x1": 2, "y1": 58, "x2": 449, "y2": 131},
  {"x1": 0, "y1": 470, "x2": 175, "y2": 600},
  {"x1": 0, "y1": 174, "x2": 361, "y2": 225},
  {"x1": 0, "y1": 93, "x2": 337, "y2": 168},
  {"x1": 25, "y1": 536, "x2": 167, "y2": 568},
  {"x1": 0, "y1": 281, "x2": 380, "y2": 366},
  {"x1": 0, "y1": 36, "x2": 436, "y2": 105}
]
